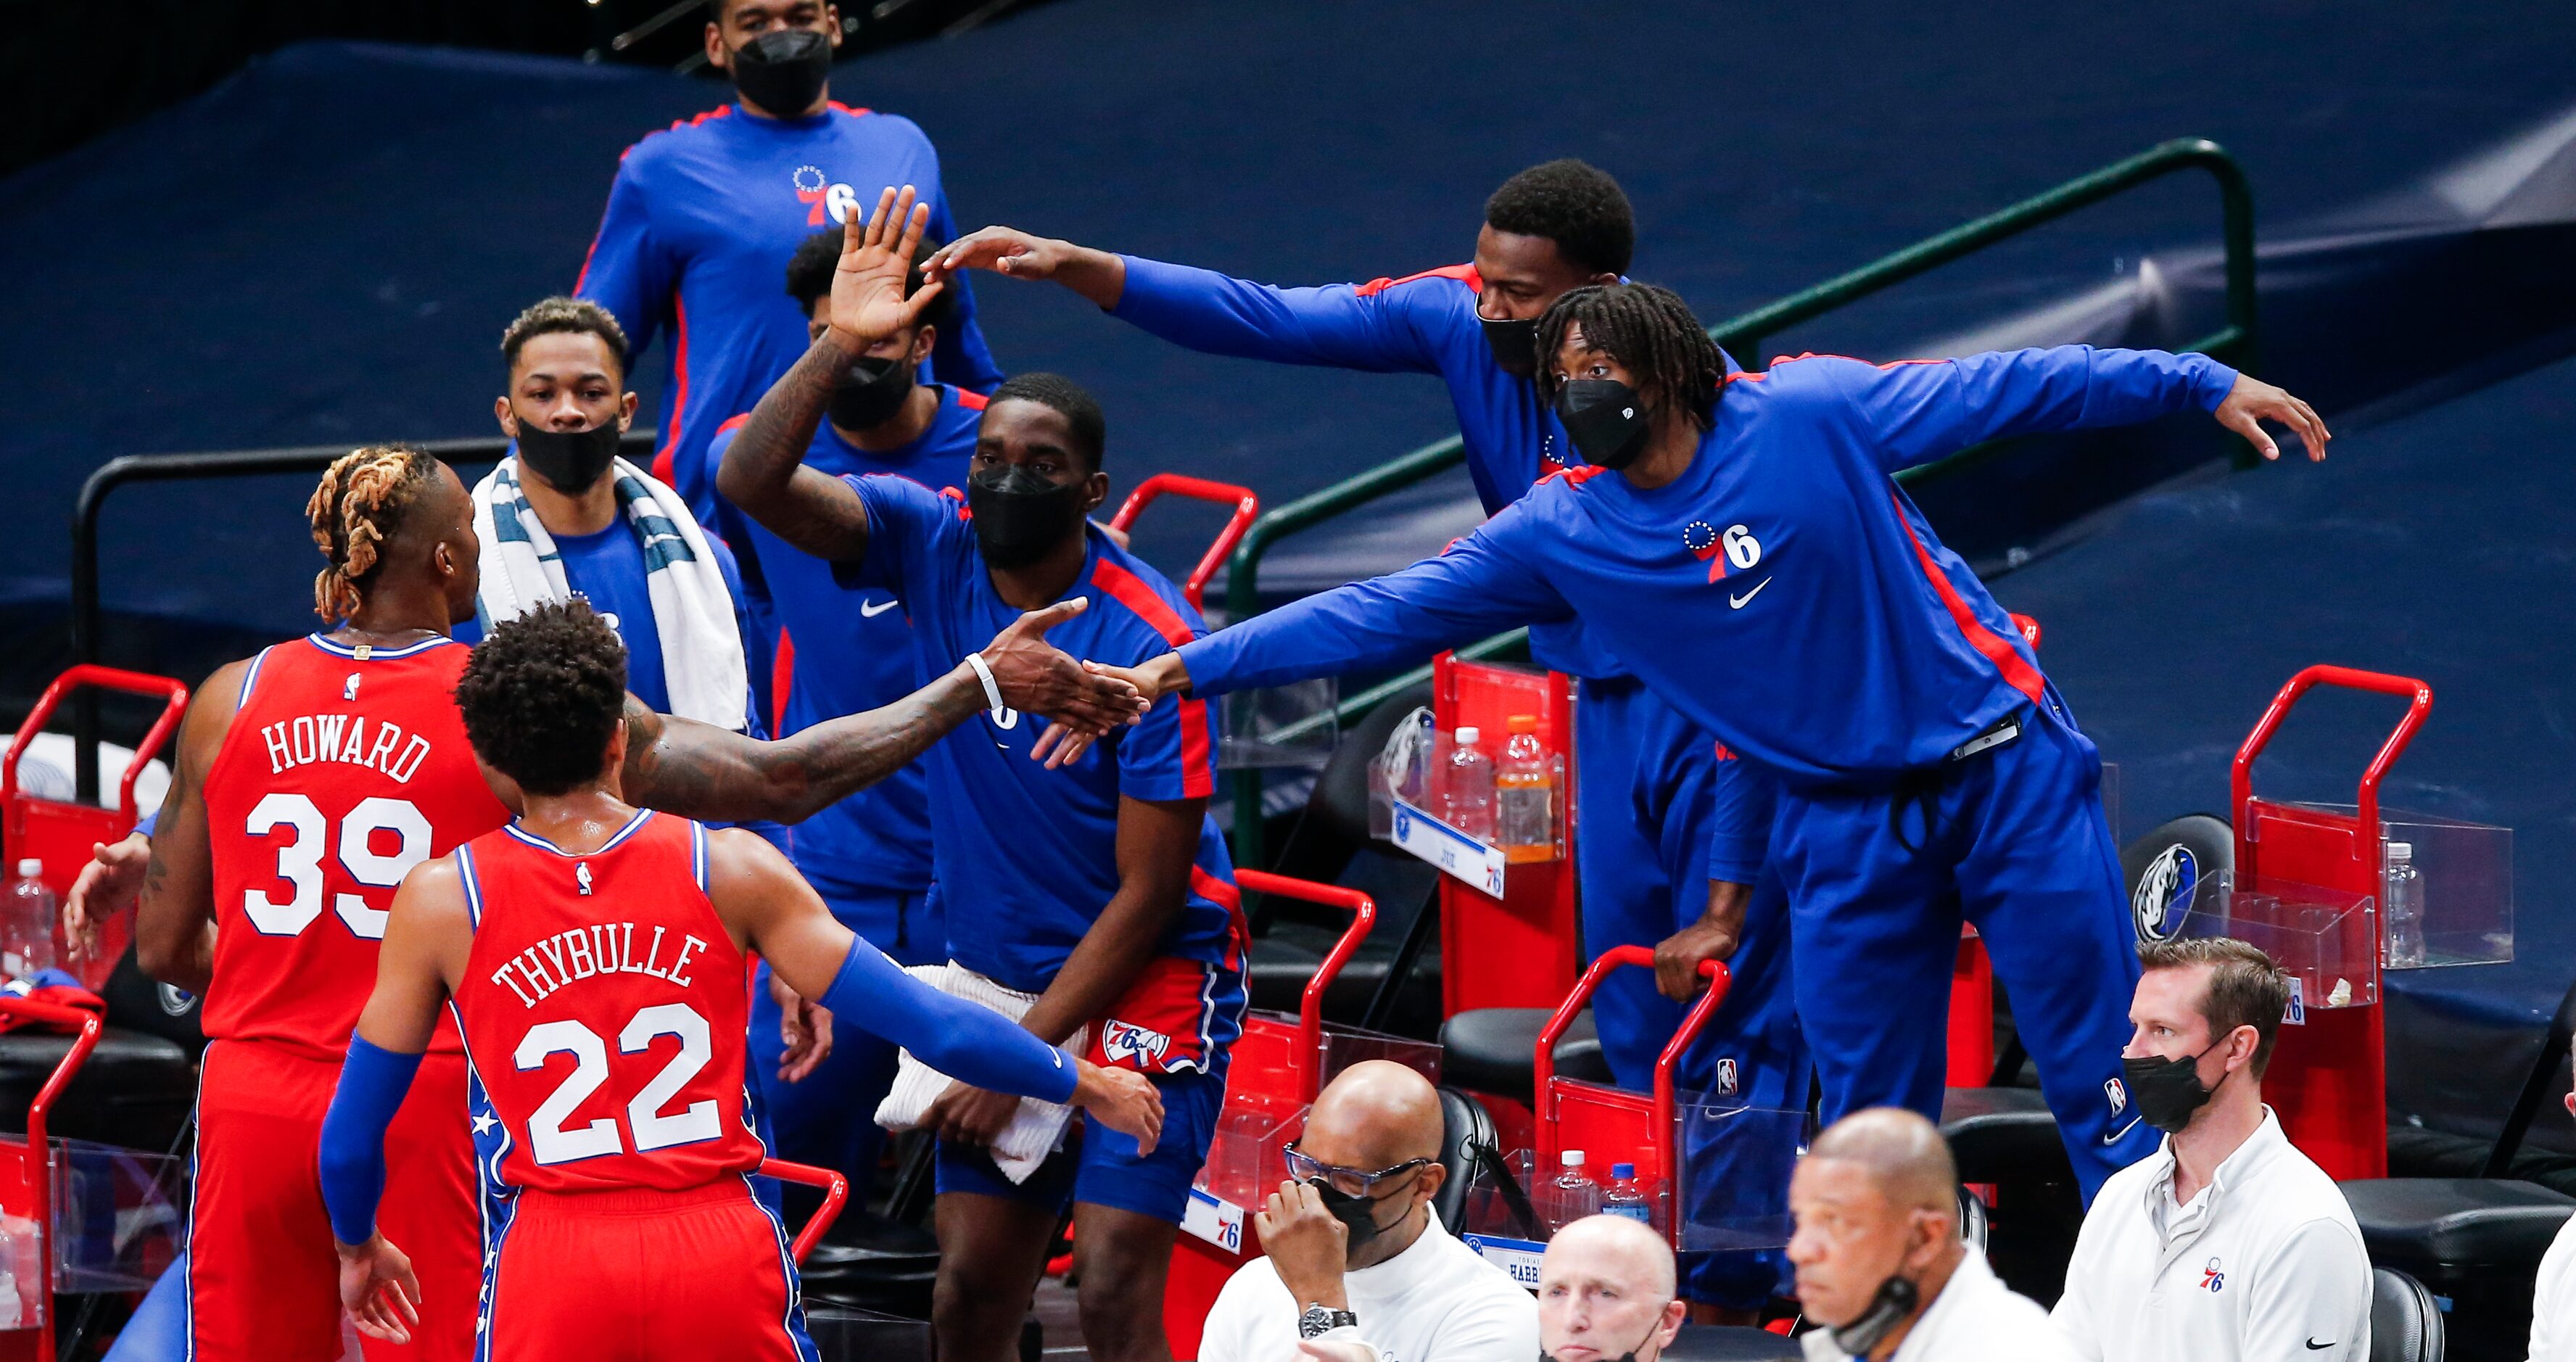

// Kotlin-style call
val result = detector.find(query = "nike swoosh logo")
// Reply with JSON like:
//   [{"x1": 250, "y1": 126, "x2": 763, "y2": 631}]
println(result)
[
  {"x1": 1727, "y1": 577, "x2": 1772, "y2": 608},
  {"x1": 2305, "y1": 1340, "x2": 2334, "y2": 1351},
  {"x1": 2103, "y1": 1115, "x2": 2143, "y2": 1145},
  {"x1": 859, "y1": 598, "x2": 900, "y2": 618}
]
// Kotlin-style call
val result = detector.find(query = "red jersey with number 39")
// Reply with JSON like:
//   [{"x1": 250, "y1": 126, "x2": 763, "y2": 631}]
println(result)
[
  {"x1": 201, "y1": 635, "x2": 509, "y2": 1061},
  {"x1": 451, "y1": 811, "x2": 765, "y2": 1194}
]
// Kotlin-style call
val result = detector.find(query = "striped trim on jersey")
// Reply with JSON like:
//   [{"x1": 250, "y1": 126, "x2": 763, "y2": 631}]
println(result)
[
  {"x1": 234, "y1": 645, "x2": 276, "y2": 713},
  {"x1": 500, "y1": 808, "x2": 657, "y2": 857},
  {"x1": 1085, "y1": 558, "x2": 1214, "y2": 798}
]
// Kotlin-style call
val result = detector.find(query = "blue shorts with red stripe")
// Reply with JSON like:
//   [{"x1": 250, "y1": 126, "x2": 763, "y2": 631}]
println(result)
[{"x1": 934, "y1": 955, "x2": 1239, "y2": 1223}]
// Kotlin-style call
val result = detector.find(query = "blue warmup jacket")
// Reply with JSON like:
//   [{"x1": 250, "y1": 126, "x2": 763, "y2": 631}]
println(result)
[
  {"x1": 1112, "y1": 257, "x2": 1627, "y2": 680},
  {"x1": 577, "y1": 99, "x2": 1003, "y2": 529},
  {"x1": 1177, "y1": 347, "x2": 2238, "y2": 786}
]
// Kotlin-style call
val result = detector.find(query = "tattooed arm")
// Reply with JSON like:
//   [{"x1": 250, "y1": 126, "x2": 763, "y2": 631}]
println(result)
[
  {"x1": 621, "y1": 598, "x2": 1146, "y2": 823},
  {"x1": 136, "y1": 659, "x2": 247, "y2": 992}
]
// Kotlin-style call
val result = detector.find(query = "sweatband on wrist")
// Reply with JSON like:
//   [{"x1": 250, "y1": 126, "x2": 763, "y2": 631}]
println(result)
[
  {"x1": 963, "y1": 652, "x2": 1007, "y2": 715},
  {"x1": 319, "y1": 1036, "x2": 426, "y2": 1246},
  {"x1": 819, "y1": 937, "x2": 1079, "y2": 1105}
]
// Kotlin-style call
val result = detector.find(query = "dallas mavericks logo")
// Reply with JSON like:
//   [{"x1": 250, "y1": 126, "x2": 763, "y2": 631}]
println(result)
[
  {"x1": 1100, "y1": 1020, "x2": 1171, "y2": 1066},
  {"x1": 2131, "y1": 845, "x2": 2197, "y2": 944}
]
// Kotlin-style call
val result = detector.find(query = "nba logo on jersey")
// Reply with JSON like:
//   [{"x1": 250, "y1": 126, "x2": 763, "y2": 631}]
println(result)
[
  {"x1": 576, "y1": 862, "x2": 593, "y2": 896},
  {"x1": 1714, "y1": 1057, "x2": 1739, "y2": 1097},
  {"x1": 344, "y1": 672, "x2": 360, "y2": 701},
  {"x1": 1100, "y1": 1020, "x2": 1170, "y2": 1066}
]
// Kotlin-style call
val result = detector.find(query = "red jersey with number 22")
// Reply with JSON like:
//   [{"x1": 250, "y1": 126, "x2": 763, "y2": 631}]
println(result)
[
  {"x1": 452, "y1": 811, "x2": 765, "y2": 1194},
  {"x1": 201, "y1": 635, "x2": 508, "y2": 1061}
]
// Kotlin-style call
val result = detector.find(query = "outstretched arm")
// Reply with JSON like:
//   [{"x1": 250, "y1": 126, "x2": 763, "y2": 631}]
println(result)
[
  {"x1": 717, "y1": 185, "x2": 947, "y2": 561},
  {"x1": 622, "y1": 598, "x2": 1147, "y2": 822},
  {"x1": 1827, "y1": 346, "x2": 2327, "y2": 471},
  {"x1": 319, "y1": 857, "x2": 473, "y2": 1345},
  {"x1": 928, "y1": 228, "x2": 1442, "y2": 373},
  {"x1": 710, "y1": 828, "x2": 1163, "y2": 1150},
  {"x1": 136, "y1": 660, "x2": 248, "y2": 992}
]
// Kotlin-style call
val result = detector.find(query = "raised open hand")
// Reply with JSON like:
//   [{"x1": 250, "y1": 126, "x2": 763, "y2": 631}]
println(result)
[{"x1": 825, "y1": 184, "x2": 947, "y2": 351}]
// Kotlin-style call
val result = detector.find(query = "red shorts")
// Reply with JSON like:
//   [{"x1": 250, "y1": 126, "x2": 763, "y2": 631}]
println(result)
[
  {"x1": 485, "y1": 1182, "x2": 811, "y2": 1361},
  {"x1": 189, "y1": 1039, "x2": 480, "y2": 1362}
]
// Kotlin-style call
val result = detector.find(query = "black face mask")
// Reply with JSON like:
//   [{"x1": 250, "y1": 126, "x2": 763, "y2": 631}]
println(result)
[
  {"x1": 966, "y1": 463, "x2": 1086, "y2": 571},
  {"x1": 830, "y1": 354, "x2": 915, "y2": 432},
  {"x1": 1308, "y1": 1179, "x2": 1409, "y2": 1258},
  {"x1": 1553, "y1": 378, "x2": 1654, "y2": 470},
  {"x1": 1480, "y1": 313, "x2": 1538, "y2": 378},
  {"x1": 515, "y1": 418, "x2": 622, "y2": 495},
  {"x1": 1827, "y1": 1276, "x2": 1921, "y2": 1358},
  {"x1": 2122, "y1": 1039, "x2": 2226, "y2": 1134},
  {"x1": 731, "y1": 28, "x2": 831, "y2": 115}
]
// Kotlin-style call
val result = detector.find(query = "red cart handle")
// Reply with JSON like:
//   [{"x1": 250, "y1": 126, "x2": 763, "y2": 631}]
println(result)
[
  {"x1": 1533, "y1": 946, "x2": 1731, "y2": 1218},
  {"x1": 0, "y1": 996, "x2": 104, "y2": 1362},
  {"x1": 1235, "y1": 869, "x2": 1376, "y2": 1102},
  {"x1": 759, "y1": 1157, "x2": 849, "y2": 1264},
  {"x1": 1, "y1": 666, "x2": 193, "y2": 823},
  {"x1": 2230, "y1": 665, "x2": 2433, "y2": 868},
  {"x1": 1105, "y1": 474, "x2": 1260, "y2": 612}
]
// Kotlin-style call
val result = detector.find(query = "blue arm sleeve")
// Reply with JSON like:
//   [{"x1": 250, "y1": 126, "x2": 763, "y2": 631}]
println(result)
[
  {"x1": 927, "y1": 190, "x2": 1004, "y2": 394},
  {"x1": 318, "y1": 1036, "x2": 425, "y2": 1246},
  {"x1": 1825, "y1": 346, "x2": 2239, "y2": 472},
  {"x1": 574, "y1": 161, "x2": 674, "y2": 359},
  {"x1": 819, "y1": 938, "x2": 1080, "y2": 1103},
  {"x1": 1176, "y1": 513, "x2": 1571, "y2": 695},
  {"x1": 1111, "y1": 257, "x2": 1446, "y2": 373},
  {"x1": 1701, "y1": 755, "x2": 1775, "y2": 888},
  {"x1": 136, "y1": 810, "x2": 157, "y2": 838}
]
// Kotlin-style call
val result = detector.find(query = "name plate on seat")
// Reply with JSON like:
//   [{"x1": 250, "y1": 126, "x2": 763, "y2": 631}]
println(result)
[{"x1": 1391, "y1": 798, "x2": 1506, "y2": 898}]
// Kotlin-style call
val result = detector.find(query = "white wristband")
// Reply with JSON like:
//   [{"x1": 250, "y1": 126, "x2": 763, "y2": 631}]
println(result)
[{"x1": 963, "y1": 652, "x2": 1007, "y2": 716}]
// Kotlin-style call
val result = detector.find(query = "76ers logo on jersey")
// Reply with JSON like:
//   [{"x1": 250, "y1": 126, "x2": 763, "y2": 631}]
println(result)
[
  {"x1": 1100, "y1": 1020, "x2": 1171, "y2": 1067},
  {"x1": 1684, "y1": 521, "x2": 1763, "y2": 583},
  {"x1": 792, "y1": 165, "x2": 864, "y2": 227}
]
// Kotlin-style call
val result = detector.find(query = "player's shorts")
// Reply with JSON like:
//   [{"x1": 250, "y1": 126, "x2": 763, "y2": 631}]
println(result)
[
  {"x1": 484, "y1": 1182, "x2": 817, "y2": 1362},
  {"x1": 189, "y1": 1039, "x2": 479, "y2": 1362},
  {"x1": 935, "y1": 1067, "x2": 1226, "y2": 1224}
]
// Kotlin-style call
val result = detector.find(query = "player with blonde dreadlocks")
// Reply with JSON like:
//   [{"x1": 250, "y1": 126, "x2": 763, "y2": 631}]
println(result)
[{"x1": 99, "y1": 443, "x2": 1145, "y2": 1360}]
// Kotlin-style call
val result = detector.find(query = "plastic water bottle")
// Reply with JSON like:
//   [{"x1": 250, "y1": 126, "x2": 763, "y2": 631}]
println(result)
[
  {"x1": 1543, "y1": 1150, "x2": 1600, "y2": 1233},
  {"x1": 1496, "y1": 715, "x2": 1555, "y2": 863},
  {"x1": 2385, "y1": 841, "x2": 2426, "y2": 968},
  {"x1": 1, "y1": 861, "x2": 57, "y2": 984},
  {"x1": 1440, "y1": 727, "x2": 1497, "y2": 841},
  {"x1": 1602, "y1": 1162, "x2": 1654, "y2": 1226}
]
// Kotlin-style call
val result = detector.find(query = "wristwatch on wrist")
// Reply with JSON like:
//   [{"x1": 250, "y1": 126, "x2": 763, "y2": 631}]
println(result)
[{"x1": 1297, "y1": 1303, "x2": 1358, "y2": 1339}]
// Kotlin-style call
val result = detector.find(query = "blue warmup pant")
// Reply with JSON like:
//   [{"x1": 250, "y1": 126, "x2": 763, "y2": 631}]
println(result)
[
  {"x1": 1770, "y1": 689, "x2": 2152, "y2": 1201},
  {"x1": 749, "y1": 881, "x2": 942, "y2": 1208},
  {"x1": 104, "y1": 1255, "x2": 186, "y2": 1361},
  {"x1": 1609, "y1": 679, "x2": 1803, "y2": 1311}
]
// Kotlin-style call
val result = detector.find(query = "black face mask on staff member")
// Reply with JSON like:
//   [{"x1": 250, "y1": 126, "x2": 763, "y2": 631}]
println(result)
[{"x1": 730, "y1": 27, "x2": 833, "y2": 115}]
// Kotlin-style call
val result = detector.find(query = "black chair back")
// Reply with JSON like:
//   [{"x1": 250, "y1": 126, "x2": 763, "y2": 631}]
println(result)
[
  {"x1": 2371, "y1": 1266, "x2": 2445, "y2": 1362},
  {"x1": 2484, "y1": 970, "x2": 2576, "y2": 1177},
  {"x1": 1310, "y1": 681, "x2": 1435, "y2": 851},
  {"x1": 1432, "y1": 1084, "x2": 1503, "y2": 1233}
]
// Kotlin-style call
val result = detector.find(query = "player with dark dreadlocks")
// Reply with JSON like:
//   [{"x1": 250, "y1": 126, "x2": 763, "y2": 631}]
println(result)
[
  {"x1": 119, "y1": 445, "x2": 1144, "y2": 1361},
  {"x1": 1089, "y1": 278, "x2": 2332, "y2": 1207}
]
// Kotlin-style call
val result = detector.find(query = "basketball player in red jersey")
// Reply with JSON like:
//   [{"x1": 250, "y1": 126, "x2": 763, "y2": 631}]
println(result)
[
  {"x1": 316, "y1": 599, "x2": 1160, "y2": 1359},
  {"x1": 137, "y1": 446, "x2": 1146, "y2": 1361}
]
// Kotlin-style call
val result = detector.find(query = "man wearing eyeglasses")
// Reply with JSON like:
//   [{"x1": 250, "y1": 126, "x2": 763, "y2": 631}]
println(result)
[{"x1": 1200, "y1": 1062, "x2": 1537, "y2": 1362}]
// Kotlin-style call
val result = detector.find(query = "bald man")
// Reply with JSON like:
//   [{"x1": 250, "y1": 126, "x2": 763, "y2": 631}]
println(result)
[
  {"x1": 1788, "y1": 1109, "x2": 2071, "y2": 1361},
  {"x1": 1537, "y1": 1216, "x2": 1687, "y2": 1362},
  {"x1": 1200, "y1": 1061, "x2": 1537, "y2": 1362}
]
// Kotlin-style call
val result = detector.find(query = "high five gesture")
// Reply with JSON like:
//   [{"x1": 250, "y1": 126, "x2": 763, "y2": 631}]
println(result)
[{"x1": 825, "y1": 184, "x2": 949, "y2": 352}]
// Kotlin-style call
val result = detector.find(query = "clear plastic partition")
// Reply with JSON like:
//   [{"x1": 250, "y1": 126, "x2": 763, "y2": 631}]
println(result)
[
  {"x1": 2170, "y1": 870, "x2": 2378, "y2": 1011},
  {"x1": 1671, "y1": 1094, "x2": 1807, "y2": 1253},
  {"x1": 1192, "y1": 1101, "x2": 1306, "y2": 1214},
  {"x1": 1318, "y1": 1025, "x2": 1442, "y2": 1089},
  {"x1": 52, "y1": 1139, "x2": 183, "y2": 1295},
  {"x1": 2377, "y1": 809, "x2": 2514, "y2": 968},
  {"x1": 1219, "y1": 680, "x2": 1340, "y2": 772}
]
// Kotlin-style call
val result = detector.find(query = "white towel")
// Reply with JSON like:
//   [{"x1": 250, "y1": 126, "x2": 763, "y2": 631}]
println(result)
[
  {"x1": 875, "y1": 963, "x2": 1089, "y2": 1184},
  {"x1": 469, "y1": 455, "x2": 748, "y2": 730}
]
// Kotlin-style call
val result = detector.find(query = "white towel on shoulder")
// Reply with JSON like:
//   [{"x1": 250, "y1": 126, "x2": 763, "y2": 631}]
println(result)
[
  {"x1": 469, "y1": 455, "x2": 748, "y2": 730},
  {"x1": 875, "y1": 963, "x2": 1089, "y2": 1184}
]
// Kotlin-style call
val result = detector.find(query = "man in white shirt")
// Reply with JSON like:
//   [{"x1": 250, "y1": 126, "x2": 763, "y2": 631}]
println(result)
[
  {"x1": 2053, "y1": 937, "x2": 2372, "y2": 1361},
  {"x1": 2527, "y1": 1081, "x2": 2576, "y2": 1360},
  {"x1": 1788, "y1": 1108, "x2": 2073, "y2": 1361},
  {"x1": 1199, "y1": 1061, "x2": 1537, "y2": 1362},
  {"x1": 1536, "y1": 1216, "x2": 1685, "y2": 1362}
]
